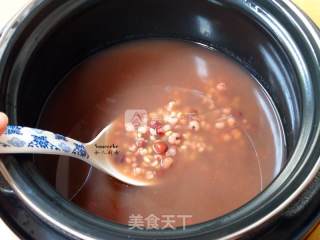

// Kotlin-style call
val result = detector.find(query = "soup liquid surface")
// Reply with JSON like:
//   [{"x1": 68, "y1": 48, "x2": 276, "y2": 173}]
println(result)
[{"x1": 36, "y1": 40, "x2": 284, "y2": 227}]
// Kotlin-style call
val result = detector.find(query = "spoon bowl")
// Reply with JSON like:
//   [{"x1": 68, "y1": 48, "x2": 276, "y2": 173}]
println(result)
[{"x1": 0, "y1": 125, "x2": 152, "y2": 186}]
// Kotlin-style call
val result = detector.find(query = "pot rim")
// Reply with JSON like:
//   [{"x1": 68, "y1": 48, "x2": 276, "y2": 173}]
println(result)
[{"x1": 0, "y1": 0, "x2": 320, "y2": 239}]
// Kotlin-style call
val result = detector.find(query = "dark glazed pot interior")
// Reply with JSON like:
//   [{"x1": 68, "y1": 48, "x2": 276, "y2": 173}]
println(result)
[{"x1": 0, "y1": 0, "x2": 319, "y2": 239}]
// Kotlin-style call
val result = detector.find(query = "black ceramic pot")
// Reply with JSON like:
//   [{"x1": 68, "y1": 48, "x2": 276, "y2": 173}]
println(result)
[{"x1": 0, "y1": 0, "x2": 319, "y2": 239}]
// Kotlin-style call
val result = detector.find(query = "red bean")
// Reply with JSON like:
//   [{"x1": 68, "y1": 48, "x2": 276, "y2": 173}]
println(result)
[{"x1": 153, "y1": 141, "x2": 168, "y2": 154}]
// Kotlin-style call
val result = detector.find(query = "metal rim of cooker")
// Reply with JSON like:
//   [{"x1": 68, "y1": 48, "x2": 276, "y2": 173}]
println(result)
[{"x1": 0, "y1": 0, "x2": 319, "y2": 239}]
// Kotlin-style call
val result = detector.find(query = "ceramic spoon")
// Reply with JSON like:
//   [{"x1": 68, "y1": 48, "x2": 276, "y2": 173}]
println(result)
[{"x1": 0, "y1": 125, "x2": 151, "y2": 186}]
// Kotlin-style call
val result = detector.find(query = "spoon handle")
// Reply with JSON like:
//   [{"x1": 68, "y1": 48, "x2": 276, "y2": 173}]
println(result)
[{"x1": 0, "y1": 126, "x2": 89, "y2": 160}]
